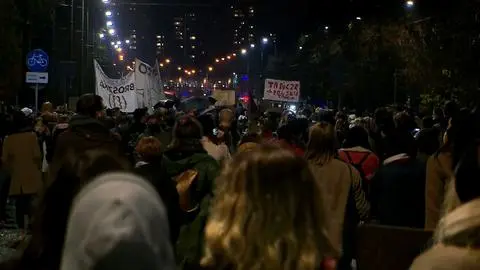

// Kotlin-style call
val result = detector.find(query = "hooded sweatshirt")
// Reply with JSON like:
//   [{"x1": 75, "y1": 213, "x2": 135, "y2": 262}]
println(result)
[{"x1": 60, "y1": 173, "x2": 175, "y2": 270}]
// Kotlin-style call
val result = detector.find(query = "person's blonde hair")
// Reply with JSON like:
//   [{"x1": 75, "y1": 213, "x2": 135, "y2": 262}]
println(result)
[
  {"x1": 201, "y1": 145, "x2": 333, "y2": 270},
  {"x1": 305, "y1": 122, "x2": 337, "y2": 165}
]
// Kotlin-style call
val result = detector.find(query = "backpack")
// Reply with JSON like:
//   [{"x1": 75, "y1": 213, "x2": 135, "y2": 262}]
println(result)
[
  {"x1": 344, "y1": 151, "x2": 371, "y2": 196},
  {"x1": 174, "y1": 169, "x2": 199, "y2": 212}
]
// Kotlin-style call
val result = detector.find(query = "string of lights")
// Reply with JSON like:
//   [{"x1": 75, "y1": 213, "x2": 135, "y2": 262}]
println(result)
[{"x1": 98, "y1": 0, "x2": 130, "y2": 61}]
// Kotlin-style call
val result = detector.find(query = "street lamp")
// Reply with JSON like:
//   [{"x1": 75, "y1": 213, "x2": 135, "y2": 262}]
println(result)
[
  {"x1": 262, "y1": 37, "x2": 269, "y2": 44},
  {"x1": 160, "y1": 63, "x2": 164, "y2": 67},
  {"x1": 191, "y1": 70, "x2": 196, "y2": 74},
  {"x1": 125, "y1": 40, "x2": 130, "y2": 44},
  {"x1": 227, "y1": 55, "x2": 231, "y2": 60},
  {"x1": 108, "y1": 29, "x2": 115, "y2": 35},
  {"x1": 208, "y1": 66, "x2": 213, "y2": 72},
  {"x1": 241, "y1": 48, "x2": 247, "y2": 55},
  {"x1": 250, "y1": 44, "x2": 256, "y2": 48},
  {"x1": 105, "y1": 11, "x2": 112, "y2": 17},
  {"x1": 116, "y1": 41, "x2": 121, "y2": 45},
  {"x1": 177, "y1": 66, "x2": 182, "y2": 71},
  {"x1": 99, "y1": 33, "x2": 105, "y2": 39},
  {"x1": 221, "y1": 57, "x2": 225, "y2": 61},
  {"x1": 165, "y1": 59, "x2": 171, "y2": 64},
  {"x1": 356, "y1": 16, "x2": 362, "y2": 20},
  {"x1": 232, "y1": 53, "x2": 237, "y2": 57},
  {"x1": 106, "y1": 21, "x2": 113, "y2": 27},
  {"x1": 406, "y1": 0, "x2": 414, "y2": 7},
  {"x1": 215, "y1": 58, "x2": 220, "y2": 63}
]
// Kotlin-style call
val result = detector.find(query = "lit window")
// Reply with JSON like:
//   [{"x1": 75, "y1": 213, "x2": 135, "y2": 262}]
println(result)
[
  {"x1": 192, "y1": 45, "x2": 196, "y2": 49},
  {"x1": 156, "y1": 43, "x2": 161, "y2": 46},
  {"x1": 190, "y1": 36, "x2": 196, "y2": 40},
  {"x1": 156, "y1": 35, "x2": 161, "y2": 38},
  {"x1": 250, "y1": 26, "x2": 254, "y2": 29},
  {"x1": 180, "y1": 45, "x2": 184, "y2": 48}
]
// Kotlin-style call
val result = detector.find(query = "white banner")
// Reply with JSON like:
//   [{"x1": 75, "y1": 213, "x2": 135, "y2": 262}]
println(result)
[
  {"x1": 94, "y1": 60, "x2": 137, "y2": 112},
  {"x1": 135, "y1": 58, "x2": 165, "y2": 111},
  {"x1": 264, "y1": 79, "x2": 301, "y2": 102}
]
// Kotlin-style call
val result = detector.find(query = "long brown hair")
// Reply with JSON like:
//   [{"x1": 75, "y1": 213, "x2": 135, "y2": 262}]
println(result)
[
  {"x1": 201, "y1": 145, "x2": 333, "y2": 270},
  {"x1": 305, "y1": 122, "x2": 337, "y2": 165}
]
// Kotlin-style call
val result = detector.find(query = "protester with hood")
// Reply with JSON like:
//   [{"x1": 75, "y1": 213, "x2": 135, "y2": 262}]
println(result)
[
  {"x1": 0, "y1": 150, "x2": 130, "y2": 270},
  {"x1": 50, "y1": 94, "x2": 121, "y2": 185},
  {"x1": 60, "y1": 172, "x2": 175, "y2": 270},
  {"x1": 163, "y1": 115, "x2": 220, "y2": 269}
]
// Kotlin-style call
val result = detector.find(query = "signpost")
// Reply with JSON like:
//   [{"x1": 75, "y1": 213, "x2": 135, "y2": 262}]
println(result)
[{"x1": 26, "y1": 49, "x2": 49, "y2": 112}]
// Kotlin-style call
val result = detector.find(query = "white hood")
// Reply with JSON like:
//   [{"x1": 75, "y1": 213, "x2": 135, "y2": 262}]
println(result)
[{"x1": 61, "y1": 173, "x2": 174, "y2": 270}]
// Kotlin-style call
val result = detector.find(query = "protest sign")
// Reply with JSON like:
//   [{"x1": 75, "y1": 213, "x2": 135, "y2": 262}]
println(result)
[
  {"x1": 264, "y1": 79, "x2": 301, "y2": 102},
  {"x1": 94, "y1": 60, "x2": 137, "y2": 112}
]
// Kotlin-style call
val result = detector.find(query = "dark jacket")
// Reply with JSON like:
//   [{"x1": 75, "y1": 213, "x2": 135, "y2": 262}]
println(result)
[
  {"x1": 49, "y1": 115, "x2": 121, "y2": 185},
  {"x1": 371, "y1": 155, "x2": 426, "y2": 229},
  {"x1": 163, "y1": 145, "x2": 220, "y2": 269},
  {"x1": 135, "y1": 157, "x2": 182, "y2": 244}
]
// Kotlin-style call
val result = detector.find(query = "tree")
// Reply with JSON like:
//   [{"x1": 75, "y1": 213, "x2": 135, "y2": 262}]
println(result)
[{"x1": 0, "y1": 0, "x2": 55, "y2": 99}]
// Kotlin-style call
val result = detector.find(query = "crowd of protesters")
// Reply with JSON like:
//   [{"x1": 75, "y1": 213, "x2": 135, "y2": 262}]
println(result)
[{"x1": 0, "y1": 94, "x2": 477, "y2": 269}]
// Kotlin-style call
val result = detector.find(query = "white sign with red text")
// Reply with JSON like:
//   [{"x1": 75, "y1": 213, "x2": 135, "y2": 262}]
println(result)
[{"x1": 264, "y1": 79, "x2": 301, "y2": 102}]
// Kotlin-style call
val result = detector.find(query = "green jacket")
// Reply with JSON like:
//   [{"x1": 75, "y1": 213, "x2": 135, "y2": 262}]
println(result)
[{"x1": 163, "y1": 151, "x2": 220, "y2": 269}]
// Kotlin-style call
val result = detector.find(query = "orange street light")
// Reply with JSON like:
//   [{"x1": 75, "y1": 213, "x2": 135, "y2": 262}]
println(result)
[
  {"x1": 165, "y1": 59, "x2": 171, "y2": 64},
  {"x1": 191, "y1": 69, "x2": 196, "y2": 74},
  {"x1": 227, "y1": 55, "x2": 231, "y2": 60},
  {"x1": 232, "y1": 53, "x2": 237, "y2": 57},
  {"x1": 208, "y1": 66, "x2": 213, "y2": 72},
  {"x1": 215, "y1": 59, "x2": 220, "y2": 63},
  {"x1": 221, "y1": 57, "x2": 225, "y2": 61}
]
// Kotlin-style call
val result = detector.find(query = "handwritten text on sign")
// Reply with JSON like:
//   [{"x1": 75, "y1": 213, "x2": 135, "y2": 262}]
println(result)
[{"x1": 264, "y1": 79, "x2": 301, "y2": 102}]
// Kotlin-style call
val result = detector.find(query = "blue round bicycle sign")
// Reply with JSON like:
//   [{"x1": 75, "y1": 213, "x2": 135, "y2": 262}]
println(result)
[{"x1": 26, "y1": 49, "x2": 49, "y2": 72}]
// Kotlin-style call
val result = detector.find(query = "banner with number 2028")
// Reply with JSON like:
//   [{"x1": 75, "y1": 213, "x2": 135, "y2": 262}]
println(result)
[{"x1": 264, "y1": 79, "x2": 301, "y2": 102}]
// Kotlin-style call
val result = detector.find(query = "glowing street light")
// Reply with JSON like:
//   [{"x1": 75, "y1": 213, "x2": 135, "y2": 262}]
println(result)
[
  {"x1": 232, "y1": 53, "x2": 237, "y2": 57},
  {"x1": 406, "y1": 0, "x2": 414, "y2": 7},
  {"x1": 299, "y1": 46, "x2": 303, "y2": 50},
  {"x1": 191, "y1": 70, "x2": 196, "y2": 74},
  {"x1": 241, "y1": 48, "x2": 247, "y2": 55},
  {"x1": 177, "y1": 66, "x2": 182, "y2": 71},
  {"x1": 110, "y1": 41, "x2": 115, "y2": 46},
  {"x1": 165, "y1": 59, "x2": 171, "y2": 63},
  {"x1": 114, "y1": 44, "x2": 119, "y2": 49},
  {"x1": 250, "y1": 44, "x2": 255, "y2": 48},
  {"x1": 105, "y1": 11, "x2": 112, "y2": 17},
  {"x1": 108, "y1": 29, "x2": 115, "y2": 35},
  {"x1": 99, "y1": 33, "x2": 105, "y2": 39},
  {"x1": 116, "y1": 47, "x2": 122, "y2": 52},
  {"x1": 125, "y1": 40, "x2": 130, "y2": 44},
  {"x1": 221, "y1": 57, "x2": 225, "y2": 61},
  {"x1": 325, "y1": 26, "x2": 329, "y2": 30},
  {"x1": 106, "y1": 21, "x2": 113, "y2": 27},
  {"x1": 215, "y1": 58, "x2": 220, "y2": 63},
  {"x1": 356, "y1": 16, "x2": 362, "y2": 20},
  {"x1": 116, "y1": 41, "x2": 121, "y2": 45},
  {"x1": 262, "y1": 37, "x2": 269, "y2": 44},
  {"x1": 208, "y1": 66, "x2": 213, "y2": 72},
  {"x1": 227, "y1": 55, "x2": 231, "y2": 60},
  {"x1": 160, "y1": 63, "x2": 164, "y2": 67}
]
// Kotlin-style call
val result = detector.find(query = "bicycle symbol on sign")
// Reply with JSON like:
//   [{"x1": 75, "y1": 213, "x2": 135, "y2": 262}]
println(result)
[{"x1": 28, "y1": 54, "x2": 48, "y2": 68}]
